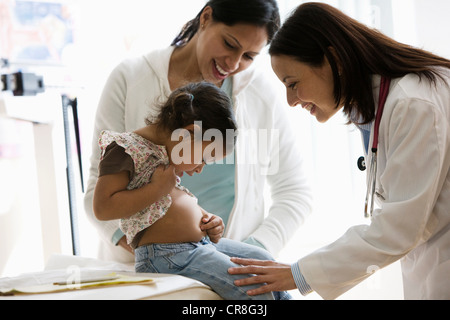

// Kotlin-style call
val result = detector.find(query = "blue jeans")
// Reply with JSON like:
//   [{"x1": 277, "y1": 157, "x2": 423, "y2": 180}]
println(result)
[{"x1": 135, "y1": 238, "x2": 291, "y2": 300}]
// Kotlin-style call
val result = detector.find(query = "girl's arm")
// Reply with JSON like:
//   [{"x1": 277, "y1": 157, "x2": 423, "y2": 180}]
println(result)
[{"x1": 93, "y1": 165, "x2": 177, "y2": 221}]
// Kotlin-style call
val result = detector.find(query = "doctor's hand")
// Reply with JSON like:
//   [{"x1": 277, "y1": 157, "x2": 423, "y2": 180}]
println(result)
[
  {"x1": 228, "y1": 258, "x2": 297, "y2": 296},
  {"x1": 201, "y1": 212, "x2": 224, "y2": 243}
]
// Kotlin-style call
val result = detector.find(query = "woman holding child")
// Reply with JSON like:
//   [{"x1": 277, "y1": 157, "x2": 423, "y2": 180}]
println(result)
[{"x1": 84, "y1": 0, "x2": 312, "y2": 272}]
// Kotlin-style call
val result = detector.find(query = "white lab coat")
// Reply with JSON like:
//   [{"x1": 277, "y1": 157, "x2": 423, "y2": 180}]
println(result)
[{"x1": 296, "y1": 70, "x2": 450, "y2": 300}]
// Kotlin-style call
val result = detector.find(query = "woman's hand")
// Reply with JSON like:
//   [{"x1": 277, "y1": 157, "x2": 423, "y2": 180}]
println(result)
[
  {"x1": 201, "y1": 211, "x2": 225, "y2": 243},
  {"x1": 117, "y1": 236, "x2": 134, "y2": 254},
  {"x1": 228, "y1": 258, "x2": 297, "y2": 296}
]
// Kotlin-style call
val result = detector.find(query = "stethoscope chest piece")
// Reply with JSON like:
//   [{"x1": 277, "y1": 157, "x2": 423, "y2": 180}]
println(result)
[{"x1": 357, "y1": 156, "x2": 366, "y2": 171}]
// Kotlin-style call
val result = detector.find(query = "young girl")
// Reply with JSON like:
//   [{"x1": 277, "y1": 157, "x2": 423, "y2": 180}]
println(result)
[{"x1": 93, "y1": 82, "x2": 290, "y2": 300}]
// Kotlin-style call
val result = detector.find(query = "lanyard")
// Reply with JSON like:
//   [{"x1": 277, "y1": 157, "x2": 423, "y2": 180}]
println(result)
[
  {"x1": 364, "y1": 76, "x2": 391, "y2": 218},
  {"x1": 372, "y1": 77, "x2": 391, "y2": 152}
]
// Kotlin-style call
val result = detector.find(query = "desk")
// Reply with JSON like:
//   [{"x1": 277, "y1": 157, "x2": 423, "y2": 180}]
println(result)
[{"x1": 0, "y1": 254, "x2": 222, "y2": 300}]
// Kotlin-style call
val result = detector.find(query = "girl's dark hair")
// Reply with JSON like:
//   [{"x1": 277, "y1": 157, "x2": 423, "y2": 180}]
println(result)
[
  {"x1": 171, "y1": 0, "x2": 280, "y2": 47},
  {"x1": 147, "y1": 82, "x2": 237, "y2": 146},
  {"x1": 269, "y1": 2, "x2": 450, "y2": 124}
]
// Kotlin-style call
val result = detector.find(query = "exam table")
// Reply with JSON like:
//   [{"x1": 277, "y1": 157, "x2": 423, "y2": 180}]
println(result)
[{"x1": 0, "y1": 254, "x2": 222, "y2": 300}]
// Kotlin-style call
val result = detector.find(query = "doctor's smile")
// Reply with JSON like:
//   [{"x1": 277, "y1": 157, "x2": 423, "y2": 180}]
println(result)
[{"x1": 301, "y1": 103, "x2": 317, "y2": 115}]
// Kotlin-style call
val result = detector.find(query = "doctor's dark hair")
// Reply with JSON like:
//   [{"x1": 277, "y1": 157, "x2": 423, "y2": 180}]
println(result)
[
  {"x1": 269, "y1": 2, "x2": 450, "y2": 124},
  {"x1": 171, "y1": 0, "x2": 280, "y2": 47},
  {"x1": 146, "y1": 82, "x2": 237, "y2": 144}
]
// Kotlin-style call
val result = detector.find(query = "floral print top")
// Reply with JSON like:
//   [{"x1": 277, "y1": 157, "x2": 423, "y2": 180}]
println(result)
[{"x1": 98, "y1": 130, "x2": 196, "y2": 246}]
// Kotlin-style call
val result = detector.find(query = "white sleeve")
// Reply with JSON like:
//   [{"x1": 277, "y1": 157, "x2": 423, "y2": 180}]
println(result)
[
  {"x1": 299, "y1": 98, "x2": 448, "y2": 299},
  {"x1": 83, "y1": 62, "x2": 128, "y2": 244},
  {"x1": 251, "y1": 88, "x2": 313, "y2": 256}
]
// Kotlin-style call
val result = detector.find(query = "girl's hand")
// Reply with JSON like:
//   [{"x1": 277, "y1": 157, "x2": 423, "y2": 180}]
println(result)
[
  {"x1": 151, "y1": 164, "x2": 177, "y2": 197},
  {"x1": 228, "y1": 258, "x2": 297, "y2": 296},
  {"x1": 201, "y1": 212, "x2": 225, "y2": 243}
]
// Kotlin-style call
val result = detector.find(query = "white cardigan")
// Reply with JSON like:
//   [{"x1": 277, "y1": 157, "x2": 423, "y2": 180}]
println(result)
[
  {"x1": 298, "y1": 71, "x2": 450, "y2": 300},
  {"x1": 84, "y1": 46, "x2": 313, "y2": 262}
]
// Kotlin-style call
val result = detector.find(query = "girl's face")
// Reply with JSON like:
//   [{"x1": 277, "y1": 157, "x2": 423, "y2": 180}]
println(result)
[
  {"x1": 171, "y1": 140, "x2": 228, "y2": 177},
  {"x1": 196, "y1": 7, "x2": 268, "y2": 86},
  {"x1": 271, "y1": 54, "x2": 344, "y2": 123}
]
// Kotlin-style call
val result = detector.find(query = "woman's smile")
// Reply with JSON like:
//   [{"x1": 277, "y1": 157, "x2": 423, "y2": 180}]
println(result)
[
  {"x1": 213, "y1": 60, "x2": 230, "y2": 79},
  {"x1": 302, "y1": 102, "x2": 317, "y2": 115}
]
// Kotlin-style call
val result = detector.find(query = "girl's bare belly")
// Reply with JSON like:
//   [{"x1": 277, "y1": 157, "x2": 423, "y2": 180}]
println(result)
[{"x1": 138, "y1": 188, "x2": 206, "y2": 246}]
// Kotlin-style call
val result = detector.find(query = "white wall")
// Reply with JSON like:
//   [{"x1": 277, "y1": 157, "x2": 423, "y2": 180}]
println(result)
[{"x1": 393, "y1": 0, "x2": 450, "y2": 58}]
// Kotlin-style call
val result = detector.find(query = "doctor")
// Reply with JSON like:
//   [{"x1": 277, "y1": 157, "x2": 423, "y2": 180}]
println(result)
[{"x1": 229, "y1": 3, "x2": 450, "y2": 300}]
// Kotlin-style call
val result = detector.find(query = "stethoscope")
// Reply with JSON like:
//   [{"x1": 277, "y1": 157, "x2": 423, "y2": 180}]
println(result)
[{"x1": 358, "y1": 77, "x2": 391, "y2": 218}]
